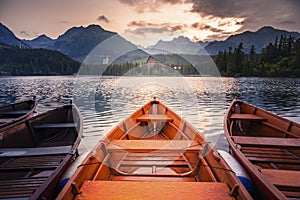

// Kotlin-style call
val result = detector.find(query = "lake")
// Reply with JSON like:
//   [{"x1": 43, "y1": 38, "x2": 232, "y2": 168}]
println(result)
[{"x1": 0, "y1": 76, "x2": 299, "y2": 153}]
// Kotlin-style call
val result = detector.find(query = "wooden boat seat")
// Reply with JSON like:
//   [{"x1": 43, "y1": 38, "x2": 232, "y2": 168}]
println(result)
[
  {"x1": 232, "y1": 136, "x2": 300, "y2": 148},
  {"x1": 111, "y1": 176, "x2": 196, "y2": 182},
  {"x1": 0, "y1": 155, "x2": 65, "y2": 170},
  {"x1": 0, "y1": 146, "x2": 72, "y2": 157},
  {"x1": 260, "y1": 169, "x2": 300, "y2": 188},
  {"x1": 230, "y1": 114, "x2": 266, "y2": 121},
  {"x1": 106, "y1": 140, "x2": 201, "y2": 153},
  {"x1": 0, "y1": 110, "x2": 30, "y2": 115},
  {"x1": 77, "y1": 181, "x2": 233, "y2": 200},
  {"x1": 33, "y1": 123, "x2": 77, "y2": 129},
  {"x1": 136, "y1": 114, "x2": 173, "y2": 122}
]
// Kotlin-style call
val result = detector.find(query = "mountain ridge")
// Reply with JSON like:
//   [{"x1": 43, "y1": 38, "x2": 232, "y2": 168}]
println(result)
[
  {"x1": 1, "y1": 23, "x2": 300, "y2": 58},
  {"x1": 205, "y1": 26, "x2": 300, "y2": 54},
  {"x1": 0, "y1": 23, "x2": 29, "y2": 48}
]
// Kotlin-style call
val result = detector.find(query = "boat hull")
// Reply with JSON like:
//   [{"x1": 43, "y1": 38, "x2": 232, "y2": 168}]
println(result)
[
  {"x1": 0, "y1": 103, "x2": 83, "y2": 200},
  {"x1": 0, "y1": 99, "x2": 37, "y2": 129},
  {"x1": 224, "y1": 98, "x2": 300, "y2": 199},
  {"x1": 58, "y1": 98, "x2": 252, "y2": 200}
]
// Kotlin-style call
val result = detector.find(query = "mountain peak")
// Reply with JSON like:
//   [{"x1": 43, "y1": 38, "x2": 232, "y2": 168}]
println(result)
[
  {"x1": 258, "y1": 26, "x2": 276, "y2": 32},
  {"x1": 34, "y1": 34, "x2": 53, "y2": 41},
  {"x1": 173, "y1": 35, "x2": 190, "y2": 41},
  {"x1": 0, "y1": 22, "x2": 26, "y2": 47},
  {"x1": 147, "y1": 35, "x2": 206, "y2": 55},
  {"x1": 205, "y1": 26, "x2": 300, "y2": 55},
  {"x1": 86, "y1": 24, "x2": 104, "y2": 30}
]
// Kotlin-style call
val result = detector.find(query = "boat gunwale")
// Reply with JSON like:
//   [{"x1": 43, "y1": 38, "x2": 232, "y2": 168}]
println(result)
[
  {"x1": 57, "y1": 98, "x2": 253, "y2": 200},
  {"x1": 0, "y1": 103, "x2": 83, "y2": 200},
  {"x1": 224, "y1": 98, "x2": 299, "y2": 199},
  {"x1": 0, "y1": 99, "x2": 38, "y2": 130}
]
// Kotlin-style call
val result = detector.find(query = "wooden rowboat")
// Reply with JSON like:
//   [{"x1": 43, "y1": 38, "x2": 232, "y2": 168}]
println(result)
[
  {"x1": 224, "y1": 98, "x2": 300, "y2": 199},
  {"x1": 0, "y1": 103, "x2": 83, "y2": 200},
  {"x1": 58, "y1": 97, "x2": 252, "y2": 200},
  {"x1": 0, "y1": 98, "x2": 37, "y2": 129}
]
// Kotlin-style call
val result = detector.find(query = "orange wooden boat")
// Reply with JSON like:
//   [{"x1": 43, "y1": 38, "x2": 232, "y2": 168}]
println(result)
[
  {"x1": 0, "y1": 103, "x2": 83, "y2": 199},
  {"x1": 224, "y1": 98, "x2": 300, "y2": 199},
  {"x1": 0, "y1": 98, "x2": 37, "y2": 129},
  {"x1": 58, "y1": 97, "x2": 252, "y2": 200}
]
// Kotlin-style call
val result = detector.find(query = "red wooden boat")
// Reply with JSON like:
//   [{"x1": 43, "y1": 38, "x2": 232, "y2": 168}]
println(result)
[
  {"x1": 0, "y1": 98, "x2": 37, "y2": 129},
  {"x1": 57, "y1": 98, "x2": 252, "y2": 200},
  {"x1": 0, "y1": 103, "x2": 83, "y2": 199},
  {"x1": 224, "y1": 98, "x2": 300, "y2": 199}
]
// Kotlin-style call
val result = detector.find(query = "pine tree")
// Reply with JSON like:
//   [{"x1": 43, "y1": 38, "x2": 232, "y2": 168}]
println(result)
[{"x1": 235, "y1": 43, "x2": 244, "y2": 74}]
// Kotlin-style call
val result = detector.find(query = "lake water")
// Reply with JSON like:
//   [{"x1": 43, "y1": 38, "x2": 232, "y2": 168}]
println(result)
[{"x1": 0, "y1": 76, "x2": 299, "y2": 154}]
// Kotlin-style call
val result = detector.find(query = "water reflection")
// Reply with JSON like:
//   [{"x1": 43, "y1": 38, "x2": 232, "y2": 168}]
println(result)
[{"x1": 0, "y1": 76, "x2": 299, "y2": 152}]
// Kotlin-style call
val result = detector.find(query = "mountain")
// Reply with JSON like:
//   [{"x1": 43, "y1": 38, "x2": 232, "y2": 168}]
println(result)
[
  {"x1": 0, "y1": 23, "x2": 29, "y2": 48},
  {"x1": 2, "y1": 22, "x2": 300, "y2": 60},
  {"x1": 23, "y1": 34, "x2": 54, "y2": 49},
  {"x1": 205, "y1": 26, "x2": 300, "y2": 55},
  {"x1": 48, "y1": 25, "x2": 119, "y2": 61},
  {"x1": 146, "y1": 36, "x2": 208, "y2": 55},
  {"x1": 28, "y1": 24, "x2": 139, "y2": 62},
  {"x1": 0, "y1": 23, "x2": 141, "y2": 63},
  {"x1": 0, "y1": 47, "x2": 80, "y2": 75}
]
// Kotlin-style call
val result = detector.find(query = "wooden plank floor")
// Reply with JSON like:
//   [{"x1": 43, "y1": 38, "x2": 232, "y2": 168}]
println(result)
[
  {"x1": 241, "y1": 147, "x2": 300, "y2": 167},
  {"x1": 0, "y1": 155, "x2": 65, "y2": 199},
  {"x1": 116, "y1": 152, "x2": 192, "y2": 175},
  {"x1": 76, "y1": 181, "x2": 233, "y2": 200},
  {"x1": 0, "y1": 177, "x2": 47, "y2": 199}
]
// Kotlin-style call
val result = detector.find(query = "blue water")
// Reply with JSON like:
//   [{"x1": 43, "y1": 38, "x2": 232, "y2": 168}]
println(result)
[{"x1": 0, "y1": 76, "x2": 299, "y2": 152}]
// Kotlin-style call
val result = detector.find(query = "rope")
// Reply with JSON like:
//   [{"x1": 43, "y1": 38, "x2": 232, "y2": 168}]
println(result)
[
  {"x1": 76, "y1": 141, "x2": 236, "y2": 175},
  {"x1": 77, "y1": 158, "x2": 235, "y2": 174}
]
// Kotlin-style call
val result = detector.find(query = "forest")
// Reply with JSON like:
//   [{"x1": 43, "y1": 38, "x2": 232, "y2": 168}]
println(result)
[
  {"x1": 0, "y1": 46, "x2": 80, "y2": 75},
  {"x1": 1, "y1": 35, "x2": 300, "y2": 77},
  {"x1": 214, "y1": 35, "x2": 300, "y2": 77}
]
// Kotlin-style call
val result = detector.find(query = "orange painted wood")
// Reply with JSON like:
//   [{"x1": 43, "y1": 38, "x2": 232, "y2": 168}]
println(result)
[
  {"x1": 111, "y1": 176, "x2": 196, "y2": 182},
  {"x1": 77, "y1": 181, "x2": 233, "y2": 200},
  {"x1": 106, "y1": 140, "x2": 201, "y2": 153},
  {"x1": 123, "y1": 155, "x2": 184, "y2": 161},
  {"x1": 232, "y1": 136, "x2": 300, "y2": 148},
  {"x1": 260, "y1": 169, "x2": 300, "y2": 188},
  {"x1": 230, "y1": 114, "x2": 266, "y2": 121},
  {"x1": 136, "y1": 114, "x2": 173, "y2": 122},
  {"x1": 120, "y1": 160, "x2": 188, "y2": 167},
  {"x1": 281, "y1": 191, "x2": 300, "y2": 198}
]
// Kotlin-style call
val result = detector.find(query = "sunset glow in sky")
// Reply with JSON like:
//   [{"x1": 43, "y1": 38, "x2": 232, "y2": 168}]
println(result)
[{"x1": 0, "y1": 0, "x2": 299, "y2": 47}]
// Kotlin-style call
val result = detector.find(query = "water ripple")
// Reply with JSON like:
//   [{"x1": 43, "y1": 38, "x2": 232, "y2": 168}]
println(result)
[{"x1": 0, "y1": 76, "x2": 299, "y2": 152}]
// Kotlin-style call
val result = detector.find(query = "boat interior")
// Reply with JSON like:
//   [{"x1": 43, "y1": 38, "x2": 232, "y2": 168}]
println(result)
[
  {"x1": 0, "y1": 100, "x2": 36, "y2": 126},
  {"x1": 227, "y1": 101, "x2": 300, "y2": 198},
  {"x1": 0, "y1": 105, "x2": 80, "y2": 199},
  {"x1": 60, "y1": 100, "x2": 250, "y2": 200}
]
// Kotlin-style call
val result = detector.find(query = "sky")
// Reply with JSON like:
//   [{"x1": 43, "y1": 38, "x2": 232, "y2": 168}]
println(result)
[{"x1": 0, "y1": 0, "x2": 300, "y2": 47}]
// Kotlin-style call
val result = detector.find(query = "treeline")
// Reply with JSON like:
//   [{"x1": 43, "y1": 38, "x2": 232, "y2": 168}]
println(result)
[
  {"x1": 214, "y1": 35, "x2": 300, "y2": 77},
  {"x1": 79, "y1": 62, "x2": 199, "y2": 76},
  {"x1": 0, "y1": 46, "x2": 80, "y2": 75}
]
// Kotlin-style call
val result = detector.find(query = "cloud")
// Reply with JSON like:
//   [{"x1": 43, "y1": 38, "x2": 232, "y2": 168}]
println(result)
[
  {"x1": 189, "y1": 0, "x2": 300, "y2": 32},
  {"x1": 278, "y1": 20, "x2": 296, "y2": 25},
  {"x1": 20, "y1": 31, "x2": 30, "y2": 37},
  {"x1": 204, "y1": 33, "x2": 232, "y2": 41},
  {"x1": 97, "y1": 15, "x2": 110, "y2": 23},
  {"x1": 122, "y1": 0, "x2": 300, "y2": 33},
  {"x1": 119, "y1": 0, "x2": 187, "y2": 12},
  {"x1": 57, "y1": 20, "x2": 70, "y2": 24},
  {"x1": 191, "y1": 23, "x2": 220, "y2": 32},
  {"x1": 126, "y1": 20, "x2": 186, "y2": 36}
]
